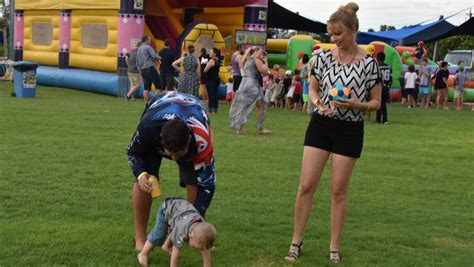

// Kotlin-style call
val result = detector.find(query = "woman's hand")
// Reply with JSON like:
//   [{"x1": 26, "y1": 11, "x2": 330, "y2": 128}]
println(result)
[
  {"x1": 318, "y1": 104, "x2": 337, "y2": 117},
  {"x1": 331, "y1": 90, "x2": 360, "y2": 109}
]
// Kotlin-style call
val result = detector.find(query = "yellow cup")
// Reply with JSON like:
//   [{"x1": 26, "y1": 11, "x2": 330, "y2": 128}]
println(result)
[{"x1": 148, "y1": 177, "x2": 162, "y2": 198}]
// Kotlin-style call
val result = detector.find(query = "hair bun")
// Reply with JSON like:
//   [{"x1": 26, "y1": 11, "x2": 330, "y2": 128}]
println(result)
[{"x1": 344, "y1": 2, "x2": 359, "y2": 16}]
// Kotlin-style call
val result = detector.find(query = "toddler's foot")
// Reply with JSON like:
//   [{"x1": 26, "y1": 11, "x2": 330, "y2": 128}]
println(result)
[
  {"x1": 258, "y1": 128, "x2": 272, "y2": 135},
  {"x1": 137, "y1": 253, "x2": 148, "y2": 267}
]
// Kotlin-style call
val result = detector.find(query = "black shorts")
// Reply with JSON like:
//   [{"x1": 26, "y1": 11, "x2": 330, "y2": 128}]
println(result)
[
  {"x1": 160, "y1": 74, "x2": 175, "y2": 91},
  {"x1": 141, "y1": 66, "x2": 162, "y2": 91},
  {"x1": 405, "y1": 88, "x2": 415, "y2": 96},
  {"x1": 293, "y1": 93, "x2": 301, "y2": 104},
  {"x1": 304, "y1": 114, "x2": 364, "y2": 158}
]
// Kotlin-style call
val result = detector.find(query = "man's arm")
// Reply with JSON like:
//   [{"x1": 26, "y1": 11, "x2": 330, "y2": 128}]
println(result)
[
  {"x1": 170, "y1": 246, "x2": 180, "y2": 267},
  {"x1": 202, "y1": 249, "x2": 212, "y2": 267}
]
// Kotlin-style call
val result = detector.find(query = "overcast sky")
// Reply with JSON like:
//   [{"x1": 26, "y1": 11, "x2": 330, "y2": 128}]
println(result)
[{"x1": 274, "y1": 0, "x2": 473, "y2": 31}]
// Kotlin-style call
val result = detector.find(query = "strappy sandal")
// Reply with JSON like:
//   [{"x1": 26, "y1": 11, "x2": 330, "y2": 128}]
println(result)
[
  {"x1": 329, "y1": 251, "x2": 341, "y2": 263},
  {"x1": 284, "y1": 241, "x2": 303, "y2": 261}
]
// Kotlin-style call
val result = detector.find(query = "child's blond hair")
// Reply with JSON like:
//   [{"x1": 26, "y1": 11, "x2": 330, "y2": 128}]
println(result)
[{"x1": 192, "y1": 222, "x2": 217, "y2": 250}]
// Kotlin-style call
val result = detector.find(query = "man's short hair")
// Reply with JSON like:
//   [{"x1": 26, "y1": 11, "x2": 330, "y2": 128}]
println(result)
[
  {"x1": 141, "y1": 35, "x2": 150, "y2": 43},
  {"x1": 161, "y1": 119, "x2": 190, "y2": 153},
  {"x1": 164, "y1": 39, "x2": 171, "y2": 47}
]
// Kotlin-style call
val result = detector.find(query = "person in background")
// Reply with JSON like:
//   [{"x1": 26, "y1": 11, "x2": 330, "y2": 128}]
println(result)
[
  {"x1": 225, "y1": 77, "x2": 234, "y2": 104},
  {"x1": 137, "y1": 35, "x2": 162, "y2": 104},
  {"x1": 300, "y1": 54, "x2": 310, "y2": 113},
  {"x1": 454, "y1": 65, "x2": 469, "y2": 110},
  {"x1": 199, "y1": 48, "x2": 210, "y2": 103},
  {"x1": 229, "y1": 46, "x2": 271, "y2": 135},
  {"x1": 418, "y1": 58, "x2": 432, "y2": 108},
  {"x1": 172, "y1": 45, "x2": 200, "y2": 97},
  {"x1": 231, "y1": 45, "x2": 245, "y2": 92},
  {"x1": 414, "y1": 41, "x2": 426, "y2": 63},
  {"x1": 434, "y1": 61, "x2": 450, "y2": 110},
  {"x1": 158, "y1": 39, "x2": 177, "y2": 91},
  {"x1": 204, "y1": 48, "x2": 221, "y2": 113},
  {"x1": 404, "y1": 65, "x2": 418, "y2": 108},
  {"x1": 376, "y1": 52, "x2": 391, "y2": 124},
  {"x1": 125, "y1": 41, "x2": 142, "y2": 101},
  {"x1": 306, "y1": 45, "x2": 324, "y2": 115}
]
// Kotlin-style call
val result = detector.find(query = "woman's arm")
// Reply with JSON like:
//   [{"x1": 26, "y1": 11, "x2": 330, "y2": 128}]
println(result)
[
  {"x1": 204, "y1": 59, "x2": 215, "y2": 73},
  {"x1": 309, "y1": 75, "x2": 336, "y2": 116},
  {"x1": 255, "y1": 58, "x2": 268, "y2": 75},
  {"x1": 172, "y1": 57, "x2": 184, "y2": 72}
]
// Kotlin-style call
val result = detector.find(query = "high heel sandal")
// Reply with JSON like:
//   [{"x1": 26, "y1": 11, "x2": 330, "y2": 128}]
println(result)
[
  {"x1": 329, "y1": 251, "x2": 341, "y2": 263},
  {"x1": 284, "y1": 241, "x2": 303, "y2": 261}
]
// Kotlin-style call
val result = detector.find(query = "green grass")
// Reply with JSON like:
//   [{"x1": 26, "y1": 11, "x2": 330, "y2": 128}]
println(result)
[{"x1": 1, "y1": 84, "x2": 473, "y2": 266}]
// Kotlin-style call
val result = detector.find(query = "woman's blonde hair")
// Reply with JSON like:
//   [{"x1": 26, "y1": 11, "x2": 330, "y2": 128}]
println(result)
[{"x1": 328, "y1": 2, "x2": 359, "y2": 31}]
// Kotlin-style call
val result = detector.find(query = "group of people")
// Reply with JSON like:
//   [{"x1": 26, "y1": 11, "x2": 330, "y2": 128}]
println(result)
[
  {"x1": 399, "y1": 59, "x2": 470, "y2": 111},
  {"x1": 127, "y1": 2, "x2": 386, "y2": 266},
  {"x1": 124, "y1": 36, "x2": 223, "y2": 114}
]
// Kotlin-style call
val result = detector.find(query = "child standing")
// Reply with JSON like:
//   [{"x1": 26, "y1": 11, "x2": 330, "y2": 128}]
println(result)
[
  {"x1": 418, "y1": 58, "x2": 432, "y2": 108},
  {"x1": 225, "y1": 77, "x2": 234, "y2": 104},
  {"x1": 454, "y1": 66, "x2": 469, "y2": 110},
  {"x1": 138, "y1": 198, "x2": 217, "y2": 267},
  {"x1": 404, "y1": 65, "x2": 418, "y2": 108},
  {"x1": 292, "y1": 75, "x2": 302, "y2": 111}
]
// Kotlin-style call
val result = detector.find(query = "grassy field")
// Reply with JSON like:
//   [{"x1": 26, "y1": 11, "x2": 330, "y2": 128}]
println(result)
[{"x1": 1, "y1": 84, "x2": 473, "y2": 266}]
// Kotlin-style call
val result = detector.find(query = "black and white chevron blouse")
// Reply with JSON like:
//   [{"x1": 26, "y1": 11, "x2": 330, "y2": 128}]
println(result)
[{"x1": 311, "y1": 50, "x2": 380, "y2": 122}]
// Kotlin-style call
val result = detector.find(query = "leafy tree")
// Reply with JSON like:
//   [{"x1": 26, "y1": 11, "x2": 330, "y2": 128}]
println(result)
[{"x1": 425, "y1": 35, "x2": 474, "y2": 61}]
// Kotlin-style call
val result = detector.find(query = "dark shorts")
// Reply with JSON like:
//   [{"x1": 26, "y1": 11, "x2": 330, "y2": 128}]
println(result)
[
  {"x1": 194, "y1": 187, "x2": 215, "y2": 216},
  {"x1": 304, "y1": 114, "x2": 364, "y2": 158},
  {"x1": 293, "y1": 93, "x2": 301, "y2": 104},
  {"x1": 160, "y1": 73, "x2": 175, "y2": 91},
  {"x1": 141, "y1": 66, "x2": 162, "y2": 91},
  {"x1": 405, "y1": 88, "x2": 415, "y2": 96}
]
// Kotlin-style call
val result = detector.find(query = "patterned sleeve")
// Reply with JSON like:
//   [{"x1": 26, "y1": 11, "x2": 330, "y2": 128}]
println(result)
[
  {"x1": 365, "y1": 57, "x2": 381, "y2": 91},
  {"x1": 310, "y1": 52, "x2": 325, "y2": 82}
]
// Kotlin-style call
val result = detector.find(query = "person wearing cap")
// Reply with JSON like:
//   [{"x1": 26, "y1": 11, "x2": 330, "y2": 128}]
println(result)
[{"x1": 414, "y1": 41, "x2": 426, "y2": 63}]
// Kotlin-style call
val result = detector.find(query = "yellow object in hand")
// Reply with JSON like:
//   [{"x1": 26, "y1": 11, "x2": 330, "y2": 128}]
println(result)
[{"x1": 148, "y1": 177, "x2": 162, "y2": 198}]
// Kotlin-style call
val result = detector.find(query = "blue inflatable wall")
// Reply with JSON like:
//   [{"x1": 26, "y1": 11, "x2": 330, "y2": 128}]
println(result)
[{"x1": 37, "y1": 66, "x2": 120, "y2": 96}]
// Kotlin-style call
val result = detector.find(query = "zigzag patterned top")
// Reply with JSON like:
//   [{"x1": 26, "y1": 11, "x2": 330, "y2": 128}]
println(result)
[{"x1": 311, "y1": 50, "x2": 380, "y2": 122}]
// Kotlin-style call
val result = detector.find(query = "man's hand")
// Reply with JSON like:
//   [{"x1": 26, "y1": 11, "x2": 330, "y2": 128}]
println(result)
[{"x1": 137, "y1": 172, "x2": 155, "y2": 193}]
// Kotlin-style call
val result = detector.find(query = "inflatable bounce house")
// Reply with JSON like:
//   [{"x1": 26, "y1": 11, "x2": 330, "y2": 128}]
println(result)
[
  {"x1": 267, "y1": 37, "x2": 403, "y2": 95},
  {"x1": 13, "y1": 0, "x2": 270, "y2": 97}
]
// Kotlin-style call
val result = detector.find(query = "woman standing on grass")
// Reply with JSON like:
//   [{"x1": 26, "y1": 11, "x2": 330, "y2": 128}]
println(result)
[
  {"x1": 204, "y1": 48, "x2": 221, "y2": 113},
  {"x1": 284, "y1": 2, "x2": 381, "y2": 263},
  {"x1": 229, "y1": 46, "x2": 271, "y2": 135},
  {"x1": 172, "y1": 45, "x2": 200, "y2": 97}
]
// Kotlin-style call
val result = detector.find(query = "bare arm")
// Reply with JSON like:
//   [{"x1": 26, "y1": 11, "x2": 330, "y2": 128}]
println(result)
[
  {"x1": 255, "y1": 58, "x2": 268, "y2": 75},
  {"x1": 204, "y1": 59, "x2": 215, "y2": 73},
  {"x1": 172, "y1": 57, "x2": 184, "y2": 72},
  {"x1": 202, "y1": 249, "x2": 212, "y2": 267},
  {"x1": 170, "y1": 246, "x2": 180, "y2": 267}
]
